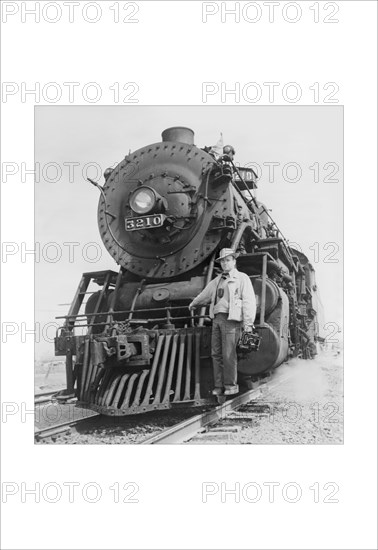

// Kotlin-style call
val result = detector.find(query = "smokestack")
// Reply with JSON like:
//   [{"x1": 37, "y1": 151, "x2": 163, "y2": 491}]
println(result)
[{"x1": 161, "y1": 127, "x2": 194, "y2": 145}]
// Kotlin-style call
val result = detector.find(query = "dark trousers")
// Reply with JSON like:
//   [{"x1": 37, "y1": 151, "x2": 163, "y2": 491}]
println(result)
[{"x1": 211, "y1": 313, "x2": 242, "y2": 388}]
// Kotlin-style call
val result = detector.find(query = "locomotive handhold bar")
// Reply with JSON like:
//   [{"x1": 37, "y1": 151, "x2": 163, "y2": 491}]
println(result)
[
  {"x1": 106, "y1": 268, "x2": 124, "y2": 331},
  {"x1": 230, "y1": 220, "x2": 253, "y2": 251},
  {"x1": 128, "y1": 279, "x2": 146, "y2": 321},
  {"x1": 199, "y1": 252, "x2": 216, "y2": 327},
  {"x1": 56, "y1": 304, "x2": 203, "y2": 319},
  {"x1": 61, "y1": 314, "x2": 211, "y2": 328},
  {"x1": 88, "y1": 271, "x2": 112, "y2": 335},
  {"x1": 88, "y1": 177, "x2": 129, "y2": 253}
]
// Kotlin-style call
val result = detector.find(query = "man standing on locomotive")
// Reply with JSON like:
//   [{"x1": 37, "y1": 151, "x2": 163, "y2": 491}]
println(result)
[{"x1": 189, "y1": 248, "x2": 256, "y2": 396}]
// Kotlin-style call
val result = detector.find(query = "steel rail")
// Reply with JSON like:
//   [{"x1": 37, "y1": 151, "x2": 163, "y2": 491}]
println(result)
[
  {"x1": 141, "y1": 375, "x2": 292, "y2": 444},
  {"x1": 34, "y1": 412, "x2": 99, "y2": 440},
  {"x1": 34, "y1": 389, "x2": 66, "y2": 405}
]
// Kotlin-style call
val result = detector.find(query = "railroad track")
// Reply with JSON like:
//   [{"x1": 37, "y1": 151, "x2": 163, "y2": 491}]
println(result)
[
  {"x1": 34, "y1": 392, "x2": 98, "y2": 440},
  {"x1": 34, "y1": 389, "x2": 67, "y2": 405},
  {"x1": 34, "y1": 418, "x2": 90, "y2": 440},
  {"x1": 141, "y1": 374, "x2": 292, "y2": 444},
  {"x1": 34, "y1": 411, "x2": 100, "y2": 440},
  {"x1": 35, "y1": 373, "x2": 291, "y2": 443}
]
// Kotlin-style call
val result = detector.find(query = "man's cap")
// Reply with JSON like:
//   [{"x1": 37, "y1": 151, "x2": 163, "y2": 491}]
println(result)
[{"x1": 215, "y1": 248, "x2": 239, "y2": 263}]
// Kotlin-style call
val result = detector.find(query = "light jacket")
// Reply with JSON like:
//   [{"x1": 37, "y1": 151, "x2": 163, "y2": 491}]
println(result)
[{"x1": 191, "y1": 268, "x2": 256, "y2": 328}]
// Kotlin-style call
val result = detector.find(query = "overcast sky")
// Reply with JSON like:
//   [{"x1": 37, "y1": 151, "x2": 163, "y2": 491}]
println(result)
[{"x1": 35, "y1": 106, "x2": 343, "y2": 360}]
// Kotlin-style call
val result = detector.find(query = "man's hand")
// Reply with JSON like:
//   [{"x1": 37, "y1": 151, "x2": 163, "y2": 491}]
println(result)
[
  {"x1": 244, "y1": 325, "x2": 253, "y2": 333},
  {"x1": 188, "y1": 302, "x2": 195, "y2": 312}
]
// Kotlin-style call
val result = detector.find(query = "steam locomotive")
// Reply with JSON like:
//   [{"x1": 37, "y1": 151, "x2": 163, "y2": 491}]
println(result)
[{"x1": 55, "y1": 126, "x2": 319, "y2": 415}]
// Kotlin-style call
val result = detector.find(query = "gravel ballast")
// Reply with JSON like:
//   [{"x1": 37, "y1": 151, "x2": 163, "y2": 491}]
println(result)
[{"x1": 188, "y1": 349, "x2": 343, "y2": 444}]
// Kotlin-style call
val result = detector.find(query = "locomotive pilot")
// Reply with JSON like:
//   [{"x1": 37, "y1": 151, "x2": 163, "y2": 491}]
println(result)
[{"x1": 189, "y1": 248, "x2": 256, "y2": 396}]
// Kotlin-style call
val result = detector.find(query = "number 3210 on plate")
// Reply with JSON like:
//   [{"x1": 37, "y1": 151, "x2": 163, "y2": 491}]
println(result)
[{"x1": 125, "y1": 214, "x2": 165, "y2": 231}]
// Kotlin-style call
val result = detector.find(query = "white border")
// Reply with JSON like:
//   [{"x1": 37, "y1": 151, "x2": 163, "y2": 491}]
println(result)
[{"x1": 1, "y1": 2, "x2": 377, "y2": 549}]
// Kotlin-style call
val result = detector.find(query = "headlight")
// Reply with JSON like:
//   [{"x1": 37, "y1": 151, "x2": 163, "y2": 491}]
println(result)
[{"x1": 129, "y1": 186, "x2": 156, "y2": 214}]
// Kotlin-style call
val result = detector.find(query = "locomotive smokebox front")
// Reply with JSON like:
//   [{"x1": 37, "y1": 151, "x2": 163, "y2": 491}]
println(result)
[{"x1": 97, "y1": 126, "x2": 233, "y2": 280}]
